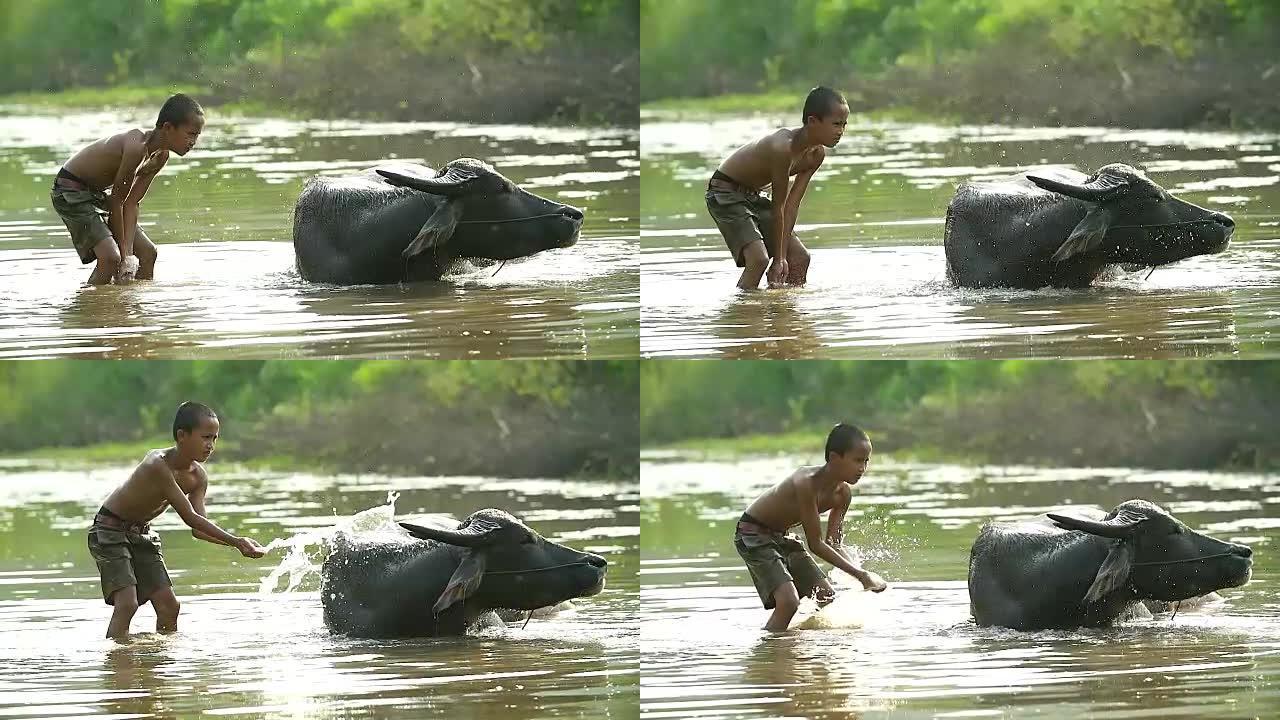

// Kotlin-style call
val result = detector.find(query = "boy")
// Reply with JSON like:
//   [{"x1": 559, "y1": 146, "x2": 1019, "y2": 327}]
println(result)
[
  {"x1": 87, "y1": 401, "x2": 266, "y2": 639},
  {"x1": 734, "y1": 423, "x2": 887, "y2": 632},
  {"x1": 706, "y1": 86, "x2": 848, "y2": 290},
  {"x1": 51, "y1": 93, "x2": 205, "y2": 285}
]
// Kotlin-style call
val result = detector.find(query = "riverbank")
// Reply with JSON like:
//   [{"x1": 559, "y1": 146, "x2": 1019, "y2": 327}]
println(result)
[
  {"x1": 1, "y1": 434, "x2": 633, "y2": 481},
  {"x1": 643, "y1": 51, "x2": 1280, "y2": 131}
]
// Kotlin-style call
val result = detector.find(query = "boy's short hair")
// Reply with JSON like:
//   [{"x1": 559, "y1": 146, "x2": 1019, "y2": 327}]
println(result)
[
  {"x1": 173, "y1": 401, "x2": 217, "y2": 439},
  {"x1": 156, "y1": 93, "x2": 204, "y2": 129},
  {"x1": 825, "y1": 422, "x2": 870, "y2": 460},
  {"x1": 802, "y1": 86, "x2": 847, "y2": 125}
]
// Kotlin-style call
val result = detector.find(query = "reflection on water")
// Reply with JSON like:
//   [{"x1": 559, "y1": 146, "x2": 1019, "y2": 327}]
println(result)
[
  {"x1": 640, "y1": 453, "x2": 1280, "y2": 718},
  {"x1": 0, "y1": 463, "x2": 638, "y2": 718},
  {"x1": 0, "y1": 110, "x2": 638, "y2": 358},
  {"x1": 641, "y1": 113, "x2": 1280, "y2": 358}
]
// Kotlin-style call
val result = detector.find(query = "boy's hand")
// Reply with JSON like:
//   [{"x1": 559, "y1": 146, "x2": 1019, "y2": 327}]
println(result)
[
  {"x1": 860, "y1": 571, "x2": 888, "y2": 593},
  {"x1": 236, "y1": 537, "x2": 267, "y2": 559},
  {"x1": 138, "y1": 147, "x2": 168, "y2": 176},
  {"x1": 767, "y1": 257, "x2": 789, "y2": 287},
  {"x1": 115, "y1": 255, "x2": 139, "y2": 283}
]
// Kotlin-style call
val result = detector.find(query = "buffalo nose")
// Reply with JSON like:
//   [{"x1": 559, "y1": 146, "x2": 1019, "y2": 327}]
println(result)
[
  {"x1": 561, "y1": 205, "x2": 584, "y2": 222},
  {"x1": 585, "y1": 553, "x2": 607, "y2": 569},
  {"x1": 1232, "y1": 544, "x2": 1252, "y2": 558},
  {"x1": 1210, "y1": 212, "x2": 1235, "y2": 230}
]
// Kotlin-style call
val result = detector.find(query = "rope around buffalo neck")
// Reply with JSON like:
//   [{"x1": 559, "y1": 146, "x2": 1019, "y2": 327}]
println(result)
[
  {"x1": 1107, "y1": 219, "x2": 1223, "y2": 231},
  {"x1": 1105, "y1": 218, "x2": 1224, "y2": 280},
  {"x1": 483, "y1": 560, "x2": 595, "y2": 575},
  {"x1": 1130, "y1": 551, "x2": 1237, "y2": 567},
  {"x1": 456, "y1": 213, "x2": 569, "y2": 225}
]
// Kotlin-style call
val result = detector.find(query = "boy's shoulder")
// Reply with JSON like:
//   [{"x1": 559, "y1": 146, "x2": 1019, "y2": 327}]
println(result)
[{"x1": 135, "y1": 448, "x2": 174, "y2": 476}]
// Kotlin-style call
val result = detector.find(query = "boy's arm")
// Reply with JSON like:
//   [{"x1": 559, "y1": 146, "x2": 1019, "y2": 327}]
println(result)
[
  {"x1": 153, "y1": 464, "x2": 263, "y2": 557},
  {"x1": 782, "y1": 148, "x2": 824, "y2": 240},
  {"x1": 767, "y1": 146, "x2": 791, "y2": 285},
  {"x1": 825, "y1": 484, "x2": 851, "y2": 547},
  {"x1": 796, "y1": 479, "x2": 869, "y2": 582},
  {"x1": 107, "y1": 137, "x2": 147, "y2": 258},
  {"x1": 186, "y1": 466, "x2": 230, "y2": 546}
]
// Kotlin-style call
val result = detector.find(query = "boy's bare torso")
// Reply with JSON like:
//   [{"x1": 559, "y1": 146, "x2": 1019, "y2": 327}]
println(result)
[
  {"x1": 717, "y1": 128, "x2": 825, "y2": 191},
  {"x1": 101, "y1": 449, "x2": 201, "y2": 523},
  {"x1": 64, "y1": 128, "x2": 168, "y2": 192},
  {"x1": 745, "y1": 465, "x2": 848, "y2": 532}
]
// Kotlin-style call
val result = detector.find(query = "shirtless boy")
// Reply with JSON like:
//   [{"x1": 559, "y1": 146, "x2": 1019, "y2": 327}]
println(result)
[
  {"x1": 734, "y1": 423, "x2": 887, "y2": 631},
  {"x1": 87, "y1": 401, "x2": 266, "y2": 639},
  {"x1": 51, "y1": 93, "x2": 204, "y2": 285},
  {"x1": 706, "y1": 86, "x2": 849, "y2": 290}
]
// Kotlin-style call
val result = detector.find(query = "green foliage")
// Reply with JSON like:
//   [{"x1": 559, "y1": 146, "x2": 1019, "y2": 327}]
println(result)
[
  {"x1": 0, "y1": 0, "x2": 636, "y2": 99},
  {"x1": 642, "y1": 361, "x2": 1280, "y2": 471},
  {"x1": 0, "y1": 361, "x2": 637, "y2": 478},
  {"x1": 641, "y1": 0, "x2": 1278, "y2": 101}
]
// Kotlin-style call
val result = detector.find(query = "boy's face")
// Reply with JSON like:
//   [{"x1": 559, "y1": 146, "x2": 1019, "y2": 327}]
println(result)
[
  {"x1": 807, "y1": 102, "x2": 849, "y2": 148},
  {"x1": 831, "y1": 439, "x2": 872, "y2": 485},
  {"x1": 177, "y1": 415, "x2": 219, "y2": 462},
  {"x1": 162, "y1": 115, "x2": 204, "y2": 156}
]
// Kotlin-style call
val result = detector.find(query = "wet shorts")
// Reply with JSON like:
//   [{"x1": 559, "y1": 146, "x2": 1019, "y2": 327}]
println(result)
[
  {"x1": 51, "y1": 183, "x2": 112, "y2": 265},
  {"x1": 705, "y1": 173, "x2": 797, "y2": 267},
  {"x1": 733, "y1": 513, "x2": 827, "y2": 609},
  {"x1": 87, "y1": 514, "x2": 171, "y2": 605}
]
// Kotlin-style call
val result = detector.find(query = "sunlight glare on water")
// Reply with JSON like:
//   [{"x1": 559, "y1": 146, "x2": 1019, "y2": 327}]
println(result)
[
  {"x1": 0, "y1": 109, "x2": 639, "y2": 359},
  {"x1": 641, "y1": 451, "x2": 1280, "y2": 718},
  {"x1": 641, "y1": 113, "x2": 1280, "y2": 359}
]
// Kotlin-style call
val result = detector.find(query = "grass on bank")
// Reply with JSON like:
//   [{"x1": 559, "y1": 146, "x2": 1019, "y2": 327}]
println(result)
[
  {"x1": 652, "y1": 427, "x2": 989, "y2": 467},
  {"x1": 0, "y1": 84, "x2": 318, "y2": 120},
  {"x1": 641, "y1": 89, "x2": 963, "y2": 125},
  {"x1": 1, "y1": 438, "x2": 341, "y2": 475}
]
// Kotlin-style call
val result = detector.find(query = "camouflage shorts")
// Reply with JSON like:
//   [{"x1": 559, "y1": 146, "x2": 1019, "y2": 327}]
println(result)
[
  {"x1": 87, "y1": 523, "x2": 171, "y2": 605},
  {"x1": 734, "y1": 523, "x2": 827, "y2": 609},
  {"x1": 706, "y1": 186, "x2": 777, "y2": 268},
  {"x1": 51, "y1": 186, "x2": 111, "y2": 264}
]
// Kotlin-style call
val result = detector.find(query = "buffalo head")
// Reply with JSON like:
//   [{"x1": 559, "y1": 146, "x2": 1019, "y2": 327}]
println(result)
[
  {"x1": 399, "y1": 508, "x2": 607, "y2": 619},
  {"x1": 1026, "y1": 163, "x2": 1234, "y2": 267},
  {"x1": 1048, "y1": 499, "x2": 1252, "y2": 605},
  {"x1": 376, "y1": 159, "x2": 583, "y2": 263}
]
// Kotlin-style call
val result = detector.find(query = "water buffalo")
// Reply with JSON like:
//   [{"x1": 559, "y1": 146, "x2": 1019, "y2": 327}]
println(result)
[
  {"x1": 293, "y1": 158, "x2": 584, "y2": 284},
  {"x1": 944, "y1": 163, "x2": 1234, "y2": 288},
  {"x1": 321, "y1": 509, "x2": 607, "y2": 637},
  {"x1": 968, "y1": 499, "x2": 1252, "y2": 630}
]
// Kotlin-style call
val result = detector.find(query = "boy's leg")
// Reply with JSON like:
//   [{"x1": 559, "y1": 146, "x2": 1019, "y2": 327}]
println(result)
[
  {"x1": 106, "y1": 586, "x2": 140, "y2": 639},
  {"x1": 149, "y1": 587, "x2": 181, "y2": 633},
  {"x1": 765, "y1": 582, "x2": 801, "y2": 631},
  {"x1": 708, "y1": 190, "x2": 770, "y2": 290},
  {"x1": 737, "y1": 241, "x2": 770, "y2": 291},
  {"x1": 133, "y1": 226, "x2": 158, "y2": 280},
  {"x1": 784, "y1": 543, "x2": 830, "y2": 603},
  {"x1": 87, "y1": 237, "x2": 122, "y2": 286},
  {"x1": 785, "y1": 234, "x2": 811, "y2": 285}
]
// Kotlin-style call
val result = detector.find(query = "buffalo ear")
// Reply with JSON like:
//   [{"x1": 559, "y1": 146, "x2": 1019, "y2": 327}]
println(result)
[
  {"x1": 1051, "y1": 205, "x2": 1111, "y2": 262},
  {"x1": 1083, "y1": 540, "x2": 1134, "y2": 604},
  {"x1": 404, "y1": 201, "x2": 462, "y2": 259},
  {"x1": 433, "y1": 550, "x2": 486, "y2": 617}
]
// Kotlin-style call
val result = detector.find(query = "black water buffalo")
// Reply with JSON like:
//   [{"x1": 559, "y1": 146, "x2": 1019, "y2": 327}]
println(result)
[
  {"x1": 968, "y1": 500, "x2": 1252, "y2": 630},
  {"x1": 944, "y1": 163, "x2": 1234, "y2": 288},
  {"x1": 293, "y1": 158, "x2": 584, "y2": 284},
  {"x1": 321, "y1": 509, "x2": 607, "y2": 637}
]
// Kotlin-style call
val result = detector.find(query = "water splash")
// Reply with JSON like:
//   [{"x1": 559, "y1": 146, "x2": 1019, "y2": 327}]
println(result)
[
  {"x1": 257, "y1": 491, "x2": 403, "y2": 595},
  {"x1": 794, "y1": 589, "x2": 882, "y2": 630}
]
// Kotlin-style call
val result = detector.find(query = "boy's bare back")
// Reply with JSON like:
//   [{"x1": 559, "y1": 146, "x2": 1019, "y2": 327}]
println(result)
[
  {"x1": 64, "y1": 128, "x2": 169, "y2": 193},
  {"x1": 102, "y1": 449, "x2": 202, "y2": 523},
  {"x1": 717, "y1": 128, "x2": 826, "y2": 192},
  {"x1": 745, "y1": 465, "x2": 851, "y2": 532}
]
